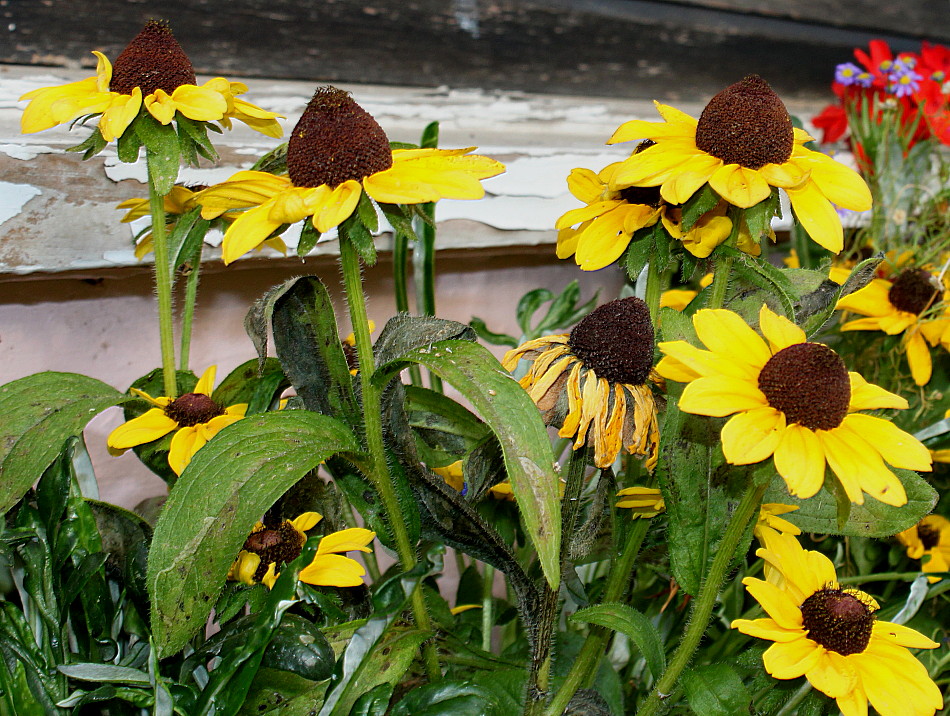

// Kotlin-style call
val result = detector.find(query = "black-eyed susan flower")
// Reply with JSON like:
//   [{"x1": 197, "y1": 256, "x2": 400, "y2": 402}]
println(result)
[
  {"x1": 616, "y1": 486, "x2": 665, "y2": 518},
  {"x1": 897, "y1": 515, "x2": 950, "y2": 583},
  {"x1": 555, "y1": 154, "x2": 760, "y2": 270},
  {"x1": 228, "y1": 511, "x2": 375, "y2": 589},
  {"x1": 503, "y1": 297, "x2": 659, "y2": 470},
  {"x1": 107, "y1": 365, "x2": 246, "y2": 475},
  {"x1": 732, "y1": 531, "x2": 943, "y2": 716},
  {"x1": 836, "y1": 268, "x2": 950, "y2": 385},
  {"x1": 657, "y1": 305, "x2": 932, "y2": 505},
  {"x1": 607, "y1": 75, "x2": 872, "y2": 254},
  {"x1": 19, "y1": 21, "x2": 282, "y2": 142},
  {"x1": 195, "y1": 86, "x2": 505, "y2": 264},
  {"x1": 116, "y1": 184, "x2": 289, "y2": 260}
]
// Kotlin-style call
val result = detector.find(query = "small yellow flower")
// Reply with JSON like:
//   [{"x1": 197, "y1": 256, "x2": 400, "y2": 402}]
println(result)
[
  {"x1": 107, "y1": 365, "x2": 247, "y2": 475},
  {"x1": 607, "y1": 75, "x2": 871, "y2": 254},
  {"x1": 616, "y1": 486, "x2": 665, "y2": 518},
  {"x1": 196, "y1": 86, "x2": 504, "y2": 264},
  {"x1": 504, "y1": 297, "x2": 659, "y2": 469},
  {"x1": 229, "y1": 512, "x2": 375, "y2": 589},
  {"x1": 657, "y1": 304, "x2": 932, "y2": 506},
  {"x1": 732, "y1": 531, "x2": 943, "y2": 716},
  {"x1": 836, "y1": 268, "x2": 950, "y2": 386},
  {"x1": 896, "y1": 515, "x2": 950, "y2": 583},
  {"x1": 19, "y1": 21, "x2": 282, "y2": 142}
]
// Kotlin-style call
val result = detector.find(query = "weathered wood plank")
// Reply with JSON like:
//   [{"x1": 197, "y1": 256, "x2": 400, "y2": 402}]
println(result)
[{"x1": 2, "y1": 0, "x2": 932, "y2": 103}]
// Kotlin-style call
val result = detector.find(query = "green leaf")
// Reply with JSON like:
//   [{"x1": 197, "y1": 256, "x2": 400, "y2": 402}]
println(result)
[
  {"x1": 147, "y1": 411, "x2": 358, "y2": 656},
  {"x1": 67, "y1": 127, "x2": 108, "y2": 160},
  {"x1": 250, "y1": 143, "x2": 288, "y2": 174},
  {"x1": 763, "y1": 467, "x2": 937, "y2": 537},
  {"x1": 136, "y1": 114, "x2": 181, "y2": 195},
  {"x1": 570, "y1": 603, "x2": 666, "y2": 681},
  {"x1": 680, "y1": 183, "x2": 720, "y2": 233},
  {"x1": 681, "y1": 664, "x2": 752, "y2": 716},
  {"x1": 389, "y1": 681, "x2": 493, "y2": 716},
  {"x1": 116, "y1": 122, "x2": 143, "y2": 163},
  {"x1": 420, "y1": 121, "x2": 439, "y2": 149},
  {"x1": 87, "y1": 499, "x2": 152, "y2": 606},
  {"x1": 176, "y1": 115, "x2": 218, "y2": 164},
  {"x1": 723, "y1": 248, "x2": 797, "y2": 320},
  {"x1": 348, "y1": 683, "x2": 393, "y2": 716},
  {"x1": 404, "y1": 385, "x2": 491, "y2": 462},
  {"x1": 372, "y1": 339, "x2": 561, "y2": 589},
  {"x1": 298, "y1": 220, "x2": 322, "y2": 257},
  {"x1": 340, "y1": 212, "x2": 377, "y2": 267},
  {"x1": 468, "y1": 317, "x2": 518, "y2": 348},
  {"x1": 623, "y1": 234, "x2": 653, "y2": 283},
  {"x1": 516, "y1": 288, "x2": 554, "y2": 336},
  {"x1": 213, "y1": 358, "x2": 289, "y2": 416},
  {"x1": 377, "y1": 203, "x2": 417, "y2": 242},
  {"x1": 247, "y1": 276, "x2": 360, "y2": 428},
  {"x1": 57, "y1": 664, "x2": 150, "y2": 686},
  {"x1": 0, "y1": 372, "x2": 125, "y2": 515},
  {"x1": 356, "y1": 191, "x2": 379, "y2": 234},
  {"x1": 742, "y1": 188, "x2": 780, "y2": 243},
  {"x1": 238, "y1": 669, "x2": 328, "y2": 716}
]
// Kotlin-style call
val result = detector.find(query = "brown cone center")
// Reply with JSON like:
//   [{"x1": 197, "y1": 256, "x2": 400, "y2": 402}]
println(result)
[
  {"x1": 287, "y1": 86, "x2": 393, "y2": 188},
  {"x1": 888, "y1": 268, "x2": 940, "y2": 315},
  {"x1": 110, "y1": 20, "x2": 197, "y2": 96},
  {"x1": 567, "y1": 297, "x2": 655, "y2": 385},
  {"x1": 918, "y1": 523, "x2": 940, "y2": 550},
  {"x1": 164, "y1": 392, "x2": 226, "y2": 427},
  {"x1": 694, "y1": 75, "x2": 794, "y2": 170},
  {"x1": 758, "y1": 343, "x2": 850, "y2": 431},
  {"x1": 800, "y1": 588, "x2": 874, "y2": 656},
  {"x1": 242, "y1": 521, "x2": 305, "y2": 582},
  {"x1": 618, "y1": 185, "x2": 663, "y2": 208}
]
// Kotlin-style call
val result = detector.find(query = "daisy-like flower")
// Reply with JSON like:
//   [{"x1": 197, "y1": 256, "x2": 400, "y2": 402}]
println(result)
[
  {"x1": 616, "y1": 486, "x2": 665, "y2": 518},
  {"x1": 656, "y1": 304, "x2": 932, "y2": 505},
  {"x1": 732, "y1": 531, "x2": 943, "y2": 716},
  {"x1": 19, "y1": 21, "x2": 282, "y2": 142},
  {"x1": 836, "y1": 268, "x2": 950, "y2": 385},
  {"x1": 196, "y1": 86, "x2": 505, "y2": 264},
  {"x1": 107, "y1": 365, "x2": 247, "y2": 475},
  {"x1": 555, "y1": 152, "x2": 761, "y2": 270},
  {"x1": 896, "y1": 515, "x2": 950, "y2": 583},
  {"x1": 606, "y1": 75, "x2": 872, "y2": 254},
  {"x1": 116, "y1": 185, "x2": 288, "y2": 260},
  {"x1": 228, "y1": 511, "x2": 375, "y2": 589},
  {"x1": 503, "y1": 297, "x2": 659, "y2": 469}
]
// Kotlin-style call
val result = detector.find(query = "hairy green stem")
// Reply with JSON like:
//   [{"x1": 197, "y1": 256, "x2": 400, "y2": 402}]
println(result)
[
  {"x1": 707, "y1": 207, "x2": 742, "y2": 311},
  {"x1": 482, "y1": 563, "x2": 496, "y2": 653},
  {"x1": 338, "y1": 233, "x2": 441, "y2": 681},
  {"x1": 524, "y1": 447, "x2": 589, "y2": 716},
  {"x1": 146, "y1": 156, "x2": 178, "y2": 397},
  {"x1": 545, "y1": 514, "x2": 651, "y2": 716},
  {"x1": 637, "y1": 480, "x2": 767, "y2": 716},
  {"x1": 774, "y1": 682, "x2": 813, "y2": 716},
  {"x1": 178, "y1": 243, "x2": 203, "y2": 371}
]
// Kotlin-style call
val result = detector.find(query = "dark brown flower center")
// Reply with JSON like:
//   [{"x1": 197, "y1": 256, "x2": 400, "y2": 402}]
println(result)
[
  {"x1": 287, "y1": 86, "x2": 393, "y2": 188},
  {"x1": 110, "y1": 20, "x2": 197, "y2": 96},
  {"x1": 888, "y1": 268, "x2": 940, "y2": 315},
  {"x1": 695, "y1": 75, "x2": 794, "y2": 170},
  {"x1": 568, "y1": 297, "x2": 655, "y2": 385},
  {"x1": 758, "y1": 342, "x2": 850, "y2": 431},
  {"x1": 618, "y1": 185, "x2": 663, "y2": 208},
  {"x1": 800, "y1": 588, "x2": 874, "y2": 656},
  {"x1": 163, "y1": 392, "x2": 226, "y2": 427},
  {"x1": 242, "y1": 521, "x2": 305, "y2": 582},
  {"x1": 918, "y1": 523, "x2": 940, "y2": 550}
]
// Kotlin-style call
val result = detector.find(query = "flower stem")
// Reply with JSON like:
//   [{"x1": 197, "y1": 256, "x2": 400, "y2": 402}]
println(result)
[
  {"x1": 707, "y1": 207, "x2": 743, "y2": 310},
  {"x1": 545, "y1": 514, "x2": 651, "y2": 716},
  {"x1": 637, "y1": 480, "x2": 767, "y2": 716},
  {"x1": 524, "y1": 446, "x2": 589, "y2": 716},
  {"x1": 338, "y1": 231, "x2": 441, "y2": 681},
  {"x1": 178, "y1": 242, "x2": 203, "y2": 371},
  {"x1": 146, "y1": 154, "x2": 178, "y2": 398},
  {"x1": 393, "y1": 230, "x2": 424, "y2": 386},
  {"x1": 481, "y1": 563, "x2": 495, "y2": 652},
  {"x1": 414, "y1": 206, "x2": 443, "y2": 393}
]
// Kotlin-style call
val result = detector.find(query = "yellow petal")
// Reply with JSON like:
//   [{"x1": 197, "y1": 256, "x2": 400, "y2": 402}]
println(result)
[
  {"x1": 312, "y1": 181, "x2": 363, "y2": 234},
  {"x1": 194, "y1": 365, "x2": 217, "y2": 396},
  {"x1": 167, "y1": 84, "x2": 228, "y2": 121},
  {"x1": 572, "y1": 206, "x2": 636, "y2": 271},
  {"x1": 692, "y1": 309, "x2": 771, "y2": 368},
  {"x1": 708, "y1": 164, "x2": 772, "y2": 208},
  {"x1": 762, "y1": 637, "x2": 823, "y2": 679},
  {"x1": 316, "y1": 527, "x2": 376, "y2": 555},
  {"x1": 228, "y1": 550, "x2": 261, "y2": 585},
  {"x1": 730, "y1": 617, "x2": 800, "y2": 642},
  {"x1": 106, "y1": 408, "x2": 178, "y2": 450},
  {"x1": 168, "y1": 426, "x2": 202, "y2": 475},
  {"x1": 290, "y1": 512, "x2": 323, "y2": 533},
  {"x1": 720, "y1": 407, "x2": 784, "y2": 464},
  {"x1": 659, "y1": 153, "x2": 722, "y2": 204},
  {"x1": 847, "y1": 372, "x2": 908, "y2": 411},
  {"x1": 840, "y1": 414, "x2": 932, "y2": 472},
  {"x1": 144, "y1": 89, "x2": 177, "y2": 124},
  {"x1": 742, "y1": 578, "x2": 804, "y2": 629},
  {"x1": 98, "y1": 89, "x2": 142, "y2": 142},
  {"x1": 566, "y1": 167, "x2": 609, "y2": 203},
  {"x1": 904, "y1": 329, "x2": 933, "y2": 386},
  {"x1": 758, "y1": 304, "x2": 806, "y2": 352},
  {"x1": 221, "y1": 201, "x2": 284, "y2": 265},
  {"x1": 805, "y1": 650, "x2": 858, "y2": 698},
  {"x1": 871, "y1": 621, "x2": 939, "y2": 649},
  {"x1": 298, "y1": 553, "x2": 367, "y2": 587},
  {"x1": 786, "y1": 181, "x2": 843, "y2": 253},
  {"x1": 792, "y1": 148, "x2": 872, "y2": 211},
  {"x1": 657, "y1": 340, "x2": 759, "y2": 381},
  {"x1": 836, "y1": 279, "x2": 894, "y2": 315},
  {"x1": 555, "y1": 200, "x2": 618, "y2": 230},
  {"x1": 820, "y1": 427, "x2": 907, "y2": 506},
  {"x1": 773, "y1": 424, "x2": 826, "y2": 499}
]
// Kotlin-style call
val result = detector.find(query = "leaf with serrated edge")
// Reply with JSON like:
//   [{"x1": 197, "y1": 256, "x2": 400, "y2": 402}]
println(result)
[{"x1": 147, "y1": 411, "x2": 358, "y2": 656}]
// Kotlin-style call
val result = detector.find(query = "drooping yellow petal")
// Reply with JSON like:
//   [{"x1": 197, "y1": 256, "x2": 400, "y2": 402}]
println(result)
[
  {"x1": 220, "y1": 201, "x2": 285, "y2": 265},
  {"x1": 791, "y1": 147, "x2": 872, "y2": 211},
  {"x1": 364, "y1": 148, "x2": 504, "y2": 204},
  {"x1": 707, "y1": 164, "x2": 772, "y2": 208},
  {"x1": 565, "y1": 167, "x2": 610, "y2": 204},
  {"x1": 659, "y1": 153, "x2": 723, "y2": 204},
  {"x1": 167, "y1": 83, "x2": 228, "y2": 121},
  {"x1": 836, "y1": 279, "x2": 894, "y2": 316},
  {"x1": 572, "y1": 206, "x2": 636, "y2": 271},
  {"x1": 228, "y1": 550, "x2": 261, "y2": 585},
  {"x1": 311, "y1": 181, "x2": 363, "y2": 233},
  {"x1": 555, "y1": 201, "x2": 620, "y2": 231},
  {"x1": 772, "y1": 424, "x2": 826, "y2": 499},
  {"x1": 298, "y1": 553, "x2": 367, "y2": 587},
  {"x1": 106, "y1": 408, "x2": 178, "y2": 451},
  {"x1": 720, "y1": 407, "x2": 784, "y2": 464},
  {"x1": 786, "y1": 181, "x2": 843, "y2": 254},
  {"x1": 98, "y1": 88, "x2": 143, "y2": 142},
  {"x1": 904, "y1": 329, "x2": 933, "y2": 386},
  {"x1": 168, "y1": 426, "x2": 202, "y2": 476}
]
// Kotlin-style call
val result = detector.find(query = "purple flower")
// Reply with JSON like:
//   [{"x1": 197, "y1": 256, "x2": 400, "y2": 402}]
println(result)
[
  {"x1": 835, "y1": 62, "x2": 866, "y2": 86},
  {"x1": 887, "y1": 60, "x2": 923, "y2": 97}
]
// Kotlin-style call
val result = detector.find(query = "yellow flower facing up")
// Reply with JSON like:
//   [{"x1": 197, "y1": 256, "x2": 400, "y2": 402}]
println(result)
[
  {"x1": 897, "y1": 515, "x2": 950, "y2": 583},
  {"x1": 732, "y1": 531, "x2": 943, "y2": 716},
  {"x1": 107, "y1": 365, "x2": 246, "y2": 475},
  {"x1": 555, "y1": 154, "x2": 763, "y2": 271},
  {"x1": 607, "y1": 75, "x2": 872, "y2": 254},
  {"x1": 503, "y1": 297, "x2": 659, "y2": 470},
  {"x1": 117, "y1": 185, "x2": 288, "y2": 260},
  {"x1": 20, "y1": 21, "x2": 282, "y2": 142},
  {"x1": 228, "y1": 512, "x2": 375, "y2": 589},
  {"x1": 196, "y1": 86, "x2": 505, "y2": 264},
  {"x1": 657, "y1": 305, "x2": 932, "y2": 506},
  {"x1": 616, "y1": 486, "x2": 665, "y2": 518},
  {"x1": 836, "y1": 268, "x2": 950, "y2": 386}
]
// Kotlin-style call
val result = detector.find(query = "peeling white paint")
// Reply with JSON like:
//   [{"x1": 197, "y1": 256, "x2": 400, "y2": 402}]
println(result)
[
  {"x1": 0, "y1": 181, "x2": 41, "y2": 225},
  {"x1": 0, "y1": 143, "x2": 59, "y2": 160}
]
